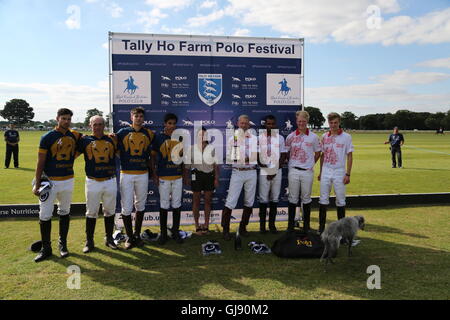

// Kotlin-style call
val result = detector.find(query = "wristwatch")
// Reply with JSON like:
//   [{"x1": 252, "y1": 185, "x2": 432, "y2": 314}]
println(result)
[{"x1": 345, "y1": 173, "x2": 351, "y2": 177}]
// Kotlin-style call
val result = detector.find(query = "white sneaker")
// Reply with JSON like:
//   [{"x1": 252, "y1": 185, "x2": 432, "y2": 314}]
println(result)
[{"x1": 351, "y1": 239, "x2": 361, "y2": 247}]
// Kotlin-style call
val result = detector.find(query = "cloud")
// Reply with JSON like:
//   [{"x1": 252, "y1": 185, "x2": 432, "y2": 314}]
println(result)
[
  {"x1": 65, "y1": 5, "x2": 81, "y2": 30},
  {"x1": 107, "y1": 2, "x2": 123, "y2": 18},
  {"x1": 376, "y1": 69, "x2": 450, "y2": 86},
  {"x1": 306, "y1": 69, "x2": 450, "y2": 115},
  {"x1": 222, "y1": 0, "x2": 450, "y2": 45},
  {"x1": 199, "y1": 0, "x2": 218, "y2": 10},
  {"x1": 145, "y1": 0, "x2": 192, "y2": 11},
  {"x1": 0, "y1": 82, "x2": 109, "y2": 122},
  {"x1": 417, "y1": 57, "x2": 450, "y2": 69},
  {"x1": 233, "y1": 28, "x2": 251, "y2": 37},
  {"x1": 137, "y1": 9, "x2": 168, "y2": 32},
  {"x1": 187, "y1": 9, "x2": 226, "y2": 27}
]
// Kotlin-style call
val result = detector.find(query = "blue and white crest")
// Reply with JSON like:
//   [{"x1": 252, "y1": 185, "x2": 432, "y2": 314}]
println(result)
[{"x1": 198, "y1": 74, "x2": 222, "y2": 107}]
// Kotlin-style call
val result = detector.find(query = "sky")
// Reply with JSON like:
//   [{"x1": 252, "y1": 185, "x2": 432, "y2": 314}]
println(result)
[{"x1": 0, "y1": 0, "x2": 449, "y2": 123}]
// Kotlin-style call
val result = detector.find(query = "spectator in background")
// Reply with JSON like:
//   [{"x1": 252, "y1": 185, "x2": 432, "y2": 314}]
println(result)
[
  {"x1": 4, "y1": 123, "x2": 20, "y2": 168},
  {"x1": 384, "y1": 127, "x2": 404, "y2": 168}
]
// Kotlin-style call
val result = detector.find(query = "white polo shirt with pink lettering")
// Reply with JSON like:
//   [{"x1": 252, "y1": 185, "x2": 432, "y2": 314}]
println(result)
[
  {"x1": 321, "y1": 129, "x2": 354, "y2": 169},
  {"x1": 285, "y1": 129, "x2": 321, "y2": 170}
]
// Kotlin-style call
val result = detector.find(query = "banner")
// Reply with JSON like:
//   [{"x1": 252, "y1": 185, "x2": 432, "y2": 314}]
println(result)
[{"x1": 109, "y1": 33, "x2": 304, "y2": 226}]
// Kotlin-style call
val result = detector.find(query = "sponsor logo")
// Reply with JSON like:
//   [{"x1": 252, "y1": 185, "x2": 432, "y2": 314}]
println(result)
[
  {"x1": 40, "y1": 190, "x2": 50, "y2": 202},
  {"x1": 113, "y1": 71, "x2": 151, "y2": 105},
  {"x1": 198, "y1": 74, "x2": 222, "y2": 107},
  {"x1": 266, "y1": 74, "x2": 301, "y2": 106}
]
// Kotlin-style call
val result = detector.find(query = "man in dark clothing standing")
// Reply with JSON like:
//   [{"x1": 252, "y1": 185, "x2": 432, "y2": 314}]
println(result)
[
  {"x1": 384, "y1": 127, "x2": 404, "y2": 168},
  {"x1": 4, "y1": 123, "x2": 20, "y2": 168}
]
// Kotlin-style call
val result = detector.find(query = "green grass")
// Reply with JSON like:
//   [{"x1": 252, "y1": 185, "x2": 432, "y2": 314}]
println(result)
[
  {"x1": 1, "y1": 131, "x2": 450, "y2": 204},
  {"x1": 0, "y1": 205, "x2": 448, "y2": 300}
]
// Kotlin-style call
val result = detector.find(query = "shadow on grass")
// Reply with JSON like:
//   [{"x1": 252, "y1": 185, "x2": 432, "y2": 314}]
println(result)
[
  {"x1": 402, "y1": 167, "x2": 450, "y2": 172},
  {"x1": 48, "y1": 225, "x2": 449, "y2": 300},
  {"x1": 7, "y1": 167, "x2": 35, "y2": 172}
]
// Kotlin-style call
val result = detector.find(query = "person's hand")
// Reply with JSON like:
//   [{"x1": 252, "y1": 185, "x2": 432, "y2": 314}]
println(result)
[
  {"x1": 32, "y1": 184, "x2": 41, "y2": 196},
  {"x1": 343, "y1": 175, "x2": 350, "y2": 185},
  {"x1": 214, "y1": 177, "x2": 219, "y2": 188},
  {"x1": 152, "y1": 174, "x2": 159, "y2": 187},
  {"x1": 267, "y1": 174, "x2": 275, "y2": 181}
]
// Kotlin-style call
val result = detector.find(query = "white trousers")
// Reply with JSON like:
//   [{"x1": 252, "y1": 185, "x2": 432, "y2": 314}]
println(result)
[
  {"x1": 258, "y1": 168, "x2": 282, "y2": 204},
  {"x1": 225, "y1": 169, "x2": 257, "y2": 209},
  {"x1": 288, "y1": 168, "x2": 314, "y2": 205},
  {"x1": 120, "y1": 173, "x2": 148, "y2": 215},
  {"x1": 319, "y1": 167, "x2": 346, "y2": 207},
  {"x1": 85, "y1": 177, "x2": 117, "y2": 218},
  {"x1": 39, "y1": 178, "x2": 74, "y2": 221},
  {"x1": 158, "y1": 178, "x2": 182, "y2": 210}
]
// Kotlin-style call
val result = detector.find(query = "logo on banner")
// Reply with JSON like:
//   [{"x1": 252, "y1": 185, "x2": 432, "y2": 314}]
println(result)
[
  {"x1": 123, "y1": 76, "x2": 139, "y2": 94},
  {"x1": 278, "y1": 78, "x2": 291, "y2": 96},
  {"x1": 266, "y1": 74, "x2": 301, "y2": 106},
  {"x1": 281, "y1": 118, "x2": 294, "y2": 135},
  {"x1": 198, "y1": 74, "x2": 222, "y2": 107},
  {"x1": 113, "y1": 71, "x2": 151, "y2": 105}
]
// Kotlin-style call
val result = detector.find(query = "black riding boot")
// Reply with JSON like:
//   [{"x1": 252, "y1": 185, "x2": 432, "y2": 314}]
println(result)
[
  {"x1": 58, "y1": 215, "x2": 70, "y2": 258},
  {"x1": 269, "y1": 202, "x2": 278, "y2": 233},
  {"x1": 221, "y1": 207, "x2": 232, "y2": 241},
  {"x1": 121, "y1": 214, "x2": 135, "y2": 250},
  {"x1": 259, "y1": 203, "x2": 268, "y2": 233},
  {"x1": 171, "y1": 208, "x2": 183, "y2": 244},
  {"x1": 319, "y1": 204, "x2": 327, "y2": 234},
  {"x1": 287, "y1": 203, "x2": 296, "y2": 232},
  {"x1": 337, "y1": 206, "x2": 346, "y2": 220},
  {"x1": 303, "y1": 203, "x2": 311, "y2": 232},
  {"x1": 83, "y1": 217, "x2": 96, "y2": 253},
  {"x1": 239, "y1": 206, "x2": 252, "y2": 237},
  {"x1": 133, "y1": 211, "x2": 145, "y2": 247},
  {"x1": 34, "y1": 220, "x2": 52, "y2": 262},
  {"x1": 158, "y1": 209, "x2": 168, "y2": 245},
  {"x1": 104, "y1": 215, "x2": 118, "y2": 250}
]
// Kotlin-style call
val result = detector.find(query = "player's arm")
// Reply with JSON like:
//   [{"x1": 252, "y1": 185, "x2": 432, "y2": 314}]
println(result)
[
  {"x1": 318, "y1": 151, "x2": 324, "y2": 181},
  {"x1": 150, "y1": 150, "x2": 159, "y2": 186},
  {"x1": 344, "y1": 152, "x2": 353, "y2": 185},
  {"x1": 314, "y1": 152, "x2": 321, "y2": 163},
  {"x1": 33, "y1": 152, "x2": 47, "y2": 196}
]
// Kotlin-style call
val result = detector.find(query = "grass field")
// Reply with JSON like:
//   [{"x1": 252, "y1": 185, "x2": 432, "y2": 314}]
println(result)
[
  {"x1": 0, "y1": 205, "x2": 448, "y2": 300},
  {"x1": 1, "y1": 131, "x2": 449, "y2": 204}
]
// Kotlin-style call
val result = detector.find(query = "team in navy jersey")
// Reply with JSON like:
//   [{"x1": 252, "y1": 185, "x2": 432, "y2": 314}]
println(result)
[{"x1": 32, "y1": 108, "x2": 356, "y2": 261}]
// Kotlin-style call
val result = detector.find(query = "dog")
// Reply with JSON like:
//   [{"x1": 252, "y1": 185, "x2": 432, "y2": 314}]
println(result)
[
  {"x1": 123, "y1": 132, "x2": 150, "y2": 156},
  {"x1": 86, "y1": 140, "x2": 115, "y2": 163},
  {"x1": 50, "y1": 136, "x2": 76, "y2": 160},
  {"x1": 320, "y1": 215, "x2": 365, "y2": 265}
]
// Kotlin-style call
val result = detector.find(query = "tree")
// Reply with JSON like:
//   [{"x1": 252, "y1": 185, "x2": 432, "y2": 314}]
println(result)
[
  {"x1": 0, "y1": 99, "x2": 34, "y2": 125},
  {"x1": 84, "y1": 108, "x2": 103, "y2": 127},
  {"x1": 341, "y1": 111, "x2": 359, "y2": 129},
  {"x1": 305, "y1": 106, "x2": 325, "y2": 129}
]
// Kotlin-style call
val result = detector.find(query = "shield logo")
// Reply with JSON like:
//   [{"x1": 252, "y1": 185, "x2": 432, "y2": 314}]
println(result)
[{"x1": 198, "y1": 74, "x2": 222, "y2": 107}]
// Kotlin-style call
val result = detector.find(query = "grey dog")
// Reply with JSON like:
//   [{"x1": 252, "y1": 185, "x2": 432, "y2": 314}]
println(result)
[{"x1": 320, "y1": 216, "x2": 365, "y2": 265}]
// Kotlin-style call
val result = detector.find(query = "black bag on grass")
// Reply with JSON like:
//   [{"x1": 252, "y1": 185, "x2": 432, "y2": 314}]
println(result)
[{"x1": 272, "y1": 230, "x2": 324, "y2": 258}]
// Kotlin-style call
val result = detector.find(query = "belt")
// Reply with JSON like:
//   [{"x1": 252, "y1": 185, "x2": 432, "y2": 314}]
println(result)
[
  {"x1": 233, "y1": 167, "x2": 257, "y2": 171},
  {"x1": 87, "y1": 176, "x2": 116, "y2": 181},
  {"x1": 293, "y1": 167, "x2": 308, "y2": 171}
]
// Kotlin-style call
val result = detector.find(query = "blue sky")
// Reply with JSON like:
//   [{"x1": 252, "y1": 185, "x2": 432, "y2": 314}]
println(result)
[{"x1": 1, "y1": 0, "x2": 449, "y2": 122}]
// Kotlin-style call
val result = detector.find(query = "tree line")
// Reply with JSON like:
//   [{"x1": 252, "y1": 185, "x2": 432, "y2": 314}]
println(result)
[{"x1": 0, "y1": 99, "x2": 449, "y2": 131}]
